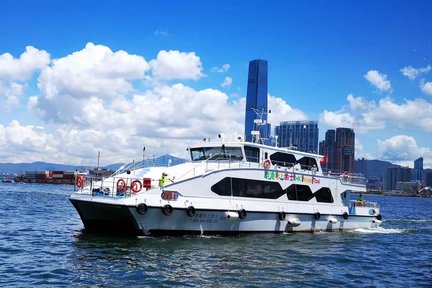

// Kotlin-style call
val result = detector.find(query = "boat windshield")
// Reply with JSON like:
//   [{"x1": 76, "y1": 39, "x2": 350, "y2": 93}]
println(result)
[{"x1": 190, "y1": 146, "x2": 243, "y2": 161}]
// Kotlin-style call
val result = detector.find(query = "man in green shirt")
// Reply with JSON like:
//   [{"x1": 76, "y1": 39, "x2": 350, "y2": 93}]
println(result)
[{"x1": 159, "y1": 172, "x2": 172, "y2": 187}]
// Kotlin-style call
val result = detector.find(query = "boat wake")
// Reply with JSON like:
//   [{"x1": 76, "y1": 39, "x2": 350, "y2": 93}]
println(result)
[{"x1": 351, "y1": 227, "x2": 407, "y2": 234}]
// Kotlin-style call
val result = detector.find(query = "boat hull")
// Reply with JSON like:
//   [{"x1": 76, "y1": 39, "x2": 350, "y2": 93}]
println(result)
[{"x1": 70, "y1": 198, "x2": 381, "y2": 236}]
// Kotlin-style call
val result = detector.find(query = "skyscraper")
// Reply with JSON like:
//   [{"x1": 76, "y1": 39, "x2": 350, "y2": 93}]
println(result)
[
  {"x1": 244, "y1": 59, "x2": 270, "y2": 143},
  {"x1": 385, "y1": 166, "x2": 412, "y2": 191},
  {"x1": 319, "y1": 127, "x2": 355, "y2": 173},
  {"x1": 275, "y1": 121, "x2": 318, "y2": 153},
  {"x1": 335, "y1": 128, "x2": 355, "y2": 173},
  {"x1": 413, "y1": 157, "x2": 424, "y2": 181}
]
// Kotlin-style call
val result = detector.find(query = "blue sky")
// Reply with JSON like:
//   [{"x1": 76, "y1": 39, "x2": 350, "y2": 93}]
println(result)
[{"x1": 0, "y1": 0, "x2": 432, "y2": 167}]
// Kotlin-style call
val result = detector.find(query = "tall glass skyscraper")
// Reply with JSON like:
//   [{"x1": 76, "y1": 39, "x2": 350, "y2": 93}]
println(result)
[
  {"x1": 244, "y1": 59, "x2": 270, "y2": 143},
  {"x1": 274, "y1": 121, "x2": 318, "y2": 153},
  {"x1": 414, "y1": 157, "x2": 424, "y2": 181}
]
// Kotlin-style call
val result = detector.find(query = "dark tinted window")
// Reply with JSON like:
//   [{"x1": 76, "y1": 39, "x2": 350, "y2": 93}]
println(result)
[
  {"x1": 297, "y1": 157, "x2": 318, "y2": 171},
  {"x1": 211, "y1": 177, "x2": 285, "y2": 199},
  {"x1": 286, "y1": 184, "x2": 313, "y2": 201},
  {"x1": 270, "y1": 152, "x2": 297, "y2": 167},
  {"x1": 244, "y1": 146, "x2": 260, "y2": 163},
  {"x1": 314, "y1": 187, "x2": 334, "y2": 203}
]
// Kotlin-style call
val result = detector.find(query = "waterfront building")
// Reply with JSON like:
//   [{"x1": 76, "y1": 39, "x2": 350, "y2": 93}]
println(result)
[
  {"x1": 425, "y1": 170, "x2": 432, "y2": 187},
  {"x1": 274, "y1": 120, "x2": 318, "y2": 153},
  {"x1": 244, "y1": 59, "x2": 271, "y2": 143},
  {"x1": 319, "y1": 128, "x2": 355, "y2": 173},
  {"x1": 413, "y1": 157, "x2": 424, "y2": 182},
  {"x1": 385, "y1": 166, "x2": 412, "y2": 191}
]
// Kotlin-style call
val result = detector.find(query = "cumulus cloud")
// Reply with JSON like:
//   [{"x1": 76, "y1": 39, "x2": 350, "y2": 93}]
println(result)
[
  {"x1": 420, "y1": 80, "x2": 432, "y2": 95},
  {"x1": 400, "y1": 65, "x2": 431, "y2": 80},
  {"x1": 0, "y1": 46, "x2": 50, "y2": 111},
  {"x1": 364, "y1": 70, "x2": 392, "y2": 92},
  {"x1": 212, "y1": 64, "x2": 230, "y2": 73},
  {"x1": 0, "y1": 46, "x2": 50, "y2": 81},
  {"x1": 221, "y1": 76, "x2": 232, "y2": 87},
  {"x1": 150, "y1": 50, "x2": 204, "y2": 80},
  {"x1": 320, "y1": 94, "x2": 432, "y2": 133},
  {"x1": 377, "y1": 135, "x2": 432, "y2": 167},
  {"x1": 268, "y1": 94, "x2": 308, "y2": 125},
  {"x1": 34, "y1": 43, "x2": 149, "y2": 123}
]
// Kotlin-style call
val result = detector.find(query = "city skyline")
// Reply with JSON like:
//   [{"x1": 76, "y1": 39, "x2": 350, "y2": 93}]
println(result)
[{"x1": 0, "y1": 1, "x2": 432, "y2": 168}]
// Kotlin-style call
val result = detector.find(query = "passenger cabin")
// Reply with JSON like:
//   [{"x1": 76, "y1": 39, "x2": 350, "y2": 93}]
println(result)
[{"x1": 189, "y1": 142, "x2": 323, "y2": 174}]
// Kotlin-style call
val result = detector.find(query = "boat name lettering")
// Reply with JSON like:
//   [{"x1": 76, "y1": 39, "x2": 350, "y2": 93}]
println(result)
[
  {"x1": 192, "y1": 212, "x2": 219, "y2": 224},
  {"x1": 264, "y1": 171, "x2": 320, "y2": 184}
]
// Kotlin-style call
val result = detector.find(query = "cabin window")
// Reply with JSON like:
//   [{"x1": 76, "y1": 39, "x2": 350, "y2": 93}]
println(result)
[
  {"x1": 297, "y1": 157, "x2": 318, "y2": 171},
  {"x1": 211, "y1": 177, "x2": 285, "y2": 199},
  {"x1": 244, "y1": 146, "x2": 260, "y2": 163},
  {"x1": 190, "y1": 147, "x2": 243, "y2": 161},
  {"x1": 314, "y1": 187, "x2": 334, "y2": 203},
  {"x1": 270, "y1": 152, "x2": 297, "y2": 168},
  {"x1": 286, "y1": 184, "x2": 313, "y2": 201}
]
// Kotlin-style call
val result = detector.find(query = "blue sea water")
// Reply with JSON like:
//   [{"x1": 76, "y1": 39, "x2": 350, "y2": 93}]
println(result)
[{"x1": 0, "y1": 182, "x2": 431, "y2": 287}]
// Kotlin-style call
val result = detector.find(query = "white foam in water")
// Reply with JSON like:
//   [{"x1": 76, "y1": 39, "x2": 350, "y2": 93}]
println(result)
[{"x1": 351, "y1": 227, "x2": 406, "y2": 234}]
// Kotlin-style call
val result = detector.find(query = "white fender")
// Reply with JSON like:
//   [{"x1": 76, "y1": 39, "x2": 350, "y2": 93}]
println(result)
[
  {"x1": 287, "y1": 217, "x2": 301, "y2": 227},
  {"x1": 225, "y1": 211, "x2": 239, "y2": 220},
  {"x1": 328, "y1": 217, "x2": 338, "y2": 224}
]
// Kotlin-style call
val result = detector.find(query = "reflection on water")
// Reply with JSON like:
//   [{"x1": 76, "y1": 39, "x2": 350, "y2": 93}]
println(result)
[{"x1": 1, "y1": 184, "x2": 432, "y2": 287}]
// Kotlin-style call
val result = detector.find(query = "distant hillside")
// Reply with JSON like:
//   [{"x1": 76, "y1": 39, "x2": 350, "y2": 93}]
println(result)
[
  {"x1": 0, "y1": 154, "x2": 186, "y2": 174},
  {"x1": 366, "y1": 159, "x2": 397, "y2": 180}
]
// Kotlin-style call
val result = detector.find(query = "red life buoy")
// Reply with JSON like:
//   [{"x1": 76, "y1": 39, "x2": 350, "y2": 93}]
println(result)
[
  {"x1": 117, "y1": 178, "x2": 127, "y2": 192},
  {"x1": 131, "y1": 180, "x2": 142, "y2": 193},
  {"x1": 76, "y1": 175, "x2": 86, "y2": 188},
  {"x1": 263, "y1": 160, "x2": 271, "y2": 170}
]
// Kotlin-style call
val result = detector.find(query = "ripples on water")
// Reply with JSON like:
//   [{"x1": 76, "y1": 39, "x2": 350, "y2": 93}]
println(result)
[{"x1": 0, "y1": 183, "x2": 431, "y2": 287}]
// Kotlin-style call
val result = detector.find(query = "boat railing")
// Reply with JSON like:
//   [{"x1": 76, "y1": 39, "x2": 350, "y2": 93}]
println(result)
[
  {"x1": 350, "y1": 199, "x2": 379, "y2": 208},
  {"x1": 74, "y1": 175, "x2": 159, "y2": 198}
]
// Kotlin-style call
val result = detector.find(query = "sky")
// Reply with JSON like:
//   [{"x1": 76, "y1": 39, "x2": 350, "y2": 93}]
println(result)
[{"x1": 0, "y1": 0, "x2": 431, "y2": 168}]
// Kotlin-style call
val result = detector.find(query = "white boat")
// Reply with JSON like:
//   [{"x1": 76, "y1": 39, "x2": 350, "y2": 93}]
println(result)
[{"x1": 69, "y1": 137, "x2": 382, "y2": 236}]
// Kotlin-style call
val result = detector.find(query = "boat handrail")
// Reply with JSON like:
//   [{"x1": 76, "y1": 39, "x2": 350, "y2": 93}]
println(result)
[
  {"x1": 350, "y1": 199, "x2": 379, "y2": 208},
  {"x1": 74, "y1": 175, "x2": 159, "y2": 197}
]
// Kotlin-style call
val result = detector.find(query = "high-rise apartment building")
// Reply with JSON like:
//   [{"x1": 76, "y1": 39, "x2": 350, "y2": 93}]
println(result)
[
  {"x1": 385, "y1": 166, "x2": 412, "y2": 191},
  {"x1": 244, "y1": 59, "x2": 270, "y2": 143},
  {"x1": 413, "y1": 157, "x2": 424, "y2": 181},
  {"x1": 319, "y1": 127, "x2": 355, "y2": 172},
  {"x1": 274, "y1": 121, "x2": 318, "y2": 153}
]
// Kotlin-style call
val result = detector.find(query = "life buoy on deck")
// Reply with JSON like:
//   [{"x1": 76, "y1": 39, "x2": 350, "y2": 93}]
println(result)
[
  {"x1": 117, "y1": 178, "x2": 127, "y2": 192},
  {"x1": 131, "y1": 180, "x2": 142, "y2": 193},
  {"x1": 76, "y1": 175, "x2": 86, "y2": 188},
  {"x1": 314, "y1": 212, "x2": 321, "y2": 220},
  {"x1": 263, "y1": 160, "x2": 271, "y2": 170}
]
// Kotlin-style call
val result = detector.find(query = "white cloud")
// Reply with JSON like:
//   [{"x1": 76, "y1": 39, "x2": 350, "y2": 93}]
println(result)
[
  {"x1": 321, "y1": 94, "x2": 432, "y2": 133},
  {"x1": 0, "y1": 81, "x2": 25, "y2": 111},
  {"x1": 320, "y1": 110, "x2": 355, "y2": 129},
  {"x1": 364, "y1": 70, "x2": 392, "y2": 92},
  {"x1": 150, "y1": 50, "x2": 204, "y2": 80},
  {"x1": 212, "y1": 64, "x2": 230, "y2": 73},
  {"x1": 400, "y1": 65, "x2": 431, "y2": 80},
  {"x1": 268, "y1": 95, "x2": 308, "y2": 126},
  {"x1": 0, "y1": 46, "x2": 50, "y2": 81},
  {"x1": 420, "y1": 81, "x2": 432, "y2": 95},
  {"x1": 34, "y1": 42, "x2": 149, "y2": 123},
  {"x1": 221, "y1": 76, "x2": 232, "y2": 87},
  {"x1": 377, "y1": 135, "x2": 432, "y2": 166}
]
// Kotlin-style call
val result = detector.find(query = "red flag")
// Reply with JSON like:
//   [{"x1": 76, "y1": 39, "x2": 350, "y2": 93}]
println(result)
[{"x1": 320, "y1": 155, "x2": 327, "y2": 164}]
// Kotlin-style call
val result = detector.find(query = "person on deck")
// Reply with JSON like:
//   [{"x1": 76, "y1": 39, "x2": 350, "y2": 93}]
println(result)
[
  {"x1": 357, "y1": 193, "x2": 364, "y2": 202},
  {"x1": 159, "y1": 172, "x2": 173, "y2": 187}
]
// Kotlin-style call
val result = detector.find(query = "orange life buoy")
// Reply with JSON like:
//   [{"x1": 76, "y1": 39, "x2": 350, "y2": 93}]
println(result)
[
  {"x1": 263, "y1": 160, "x2": 271, "y2": 170},
  {"x1": 117, "y1": 178, "x2": 127, "y2": 192},
  {"x1": 131, "y1": 180, "x2": 142, "y2": 193}
]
